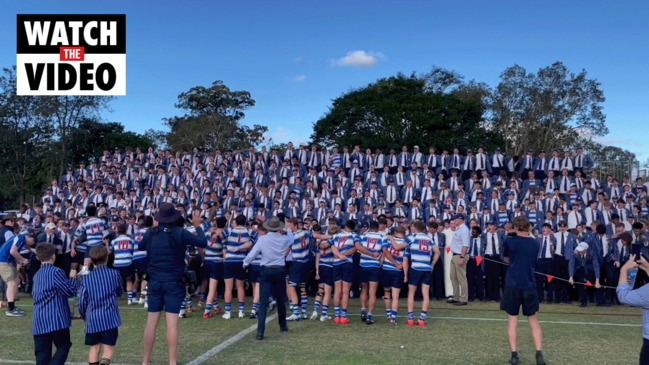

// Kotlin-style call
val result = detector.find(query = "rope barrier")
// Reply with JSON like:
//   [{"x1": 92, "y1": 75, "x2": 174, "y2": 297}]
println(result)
[{"x1": 456, "y1": 251, "x2": 618, "y2": 290}]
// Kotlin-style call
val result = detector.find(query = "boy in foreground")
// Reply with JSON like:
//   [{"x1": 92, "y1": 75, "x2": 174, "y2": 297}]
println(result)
[
  {"x1": 32, "y1": 243, "x2": 78, "y2": 365},
  {"x1": 79, "y1": 246, "x2": 123, "y2": 365},
  {"x1": 501, "y1": 216, "x2": 546, "y2": 365}
]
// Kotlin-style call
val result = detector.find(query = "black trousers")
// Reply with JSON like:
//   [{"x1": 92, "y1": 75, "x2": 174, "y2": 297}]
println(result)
[
  {"x1": 466, "y1": 258, "x2": 484, "y2": 301},
  {"x1": 432, "y1": 258, "x2": 445, "y2": 300},
  {"x1": 257, "y1": 266, "x2": 287, "y2": 336},
  {"x1": 553, "y1": 256, "x2": 570, "y2": 302},
  {"x1": 34, "y1": 328, "x2": 71, "y2": 365},
  {"x1": 484, "y1": 255, "x2": 502, "y2": 301},
  {"x1": 640, "y1": 338, "x2": 649, "y2": 365},
  {"x1": 536, "y1": 258, "x2": 554, "y2": 302}
]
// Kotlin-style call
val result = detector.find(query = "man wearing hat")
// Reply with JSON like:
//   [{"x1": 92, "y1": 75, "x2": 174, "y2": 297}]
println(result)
[
  {"x1": 448, "y1": 213, "x2": 470, "y2": 306},
  {"x1": 569, "y1": 242, "x2": 601, "y2": 307},
  {"x1": 243, "y1": 216, "x2": 291, "y2": 340},
  {"x1": 140, "y1": 203, "x2": 207, "y2": 365}
]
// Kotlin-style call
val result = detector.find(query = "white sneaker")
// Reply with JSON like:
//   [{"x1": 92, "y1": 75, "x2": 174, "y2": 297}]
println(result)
[
  {"x1": 310, "y1": 311, "x2": 318, "y2": 320},
  {"x1": 320, "y1": 315, "x2": 332, "y2": 322},
  {"x1": 286, "y1": 314, "x2": 300, "y2": 321},
  {"x1": 127, "y1": 299, "x2": 134, "y2": 305},
  {"x1": 78, "y1": 266, "x2": 90, "y2": 276},
  {"x1": 238, "y1": 311, "x2": 245, "y2": 318},
  {"x1": 302, "y1": 313, "x2": 308, "y2": 319},
  {"x1": 144, "y1": 301, "x2": 148, "y2": 309},
  {"x1": 222, "y1": 311, "x2": 231, "y2": 319},
  {"x1": 138, "y1": 297, "x2": 145, "y2": 305}
]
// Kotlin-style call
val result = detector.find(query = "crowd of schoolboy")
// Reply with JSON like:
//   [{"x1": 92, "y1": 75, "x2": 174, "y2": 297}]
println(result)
[{"x1": 1, "y1": 143, "x2": 648, "y2": 362}]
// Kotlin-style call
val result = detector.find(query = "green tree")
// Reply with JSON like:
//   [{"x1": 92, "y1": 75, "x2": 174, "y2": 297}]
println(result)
[
  {"x1": 68, "y1": 119, "x2": 153, "y2": 164},
  {"x1": 0, "y1": 67, "x2": 53, "y2": 205},
  {"x1": 489, "y1": 62, "x2": 607, "y2": 157},
  {"x1": 164, "y1": 80, "x2": 267, "y2": 152},
  {"x1": 310, "y1": 72, "x2": 501, "y2": 152},
  {"x1": 38, "y1": 95, "x2": 113, "y2": 177},
  {"x1": 586, "y1": 141, "x2": 637, "y2": 180}
]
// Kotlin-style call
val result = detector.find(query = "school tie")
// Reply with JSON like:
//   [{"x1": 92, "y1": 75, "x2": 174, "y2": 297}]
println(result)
[
  {"x1": 454, "y1": 155, "x2": 458, "y2": 168},
  {"x1": 542, "y1": 237, "x2": 548, "y2": 259},
  {"x1": 481, "y1": 155, "x2": 485, "y2": 169},
  {"x1": 491, "y1": 234, "x2": 497, "y2": 255},
  {"x1": 563, "y1": 177, "x2": 568, "y2": 191},
  {"x1": 560, "y1": 233, "x2": 565, "y2": 256},
  {"x1": 62, "y1": 234, "x2": 68, "y2": 253},
  {"x1": 472, "y1": 238, "x2": 478, "y2": 257}
]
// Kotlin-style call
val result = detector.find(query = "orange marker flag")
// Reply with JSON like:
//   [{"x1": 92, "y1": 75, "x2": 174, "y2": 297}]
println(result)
[
  {"x1": 546, "y1": 275, "x2": 553, "y2": 283},
  {"x1": 476, "y1": 256, "x2": 483, "y2": 266},
  {"x1": 445, "y1": 247, "x2": 451, "y2": 254},
  {"x1": 585, "y1": 280, "x2": 593, "y2": 287}
]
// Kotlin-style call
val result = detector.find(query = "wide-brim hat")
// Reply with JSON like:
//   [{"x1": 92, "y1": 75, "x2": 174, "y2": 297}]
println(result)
[
  {"x1": 154, "y1": 202, "x2": 181, "y2": 224},
  {"x1": 263, "y1": 216, "x2": 285, "y2": 232}
]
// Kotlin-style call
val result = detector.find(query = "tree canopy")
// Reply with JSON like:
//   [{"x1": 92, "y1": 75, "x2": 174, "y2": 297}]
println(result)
[
  {"x1": 310, "y1": 72, "x2": 502, "y2": 152},
  {"x1": 488, "y1": 62, "x2": 607, "y2": 156},
  {"x1": 164, "y1": 80, "x2": 267, "y2": 152}
]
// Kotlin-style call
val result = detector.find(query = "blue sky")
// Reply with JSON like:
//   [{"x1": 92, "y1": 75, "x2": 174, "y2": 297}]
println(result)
[{"x1": 2, "y1": 0, "x2": 648, "y2": 159}]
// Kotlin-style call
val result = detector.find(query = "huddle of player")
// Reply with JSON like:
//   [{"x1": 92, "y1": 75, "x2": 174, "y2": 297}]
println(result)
[{"x1": 311, "y1": 218, "x2": 441, "y2": 326}]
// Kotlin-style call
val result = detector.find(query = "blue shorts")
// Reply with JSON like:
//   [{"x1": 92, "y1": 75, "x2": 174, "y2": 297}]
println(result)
[
  {"x1": 408, "y1": 269, "x2": 432, "y2": 287},
  {"x1": 318, "y1": 266, "x2": 334, "y2": 286},
  {"x1": 147, "y1": 279, "x2": 185, "y2": 314},
  {"x1": 131, "y1": 259, "x2": 148, "y2": 277},
  {"x1": 359, "y1": 266, "x2": 380, "y2": 283},
  {"x1": 224, "y1": 261, "x2": 245, "y2": 280},
  {"x1": 116, "y1": 265, "x2": 134, "y2": 282},
  {"x1": 85, "y1": 327, "x2": 118, "y2": 346},
  {"x1": 72, "y1": 250, "x2": 85, "y2": 265},
  {"x1": 333, "y1": 262, "x2": 354, "y2": 283},
  {"x1": 381, "y1": 269, "x2": 405, "y2": 289},
  {"x1": 288, "y1": 261, "x2": 310, "y2": 286},
  {"x1": 248, "y1": 264, "x2": 261, "y2": 283},
  {"x1": 203, "y1": 261, "x2": 223, "y2": 281}
]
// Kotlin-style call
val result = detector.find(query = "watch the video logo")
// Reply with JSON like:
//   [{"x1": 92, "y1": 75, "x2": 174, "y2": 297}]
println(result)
[{"x1": 16, "y1": 14, "x2": 126, "y2": 95}]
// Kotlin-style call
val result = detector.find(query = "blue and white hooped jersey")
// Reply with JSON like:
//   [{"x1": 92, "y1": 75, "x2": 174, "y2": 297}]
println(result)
[
  {"x1": 359, "y1": 232, "x2": 384, "y2": 268},
  {"x1": 405, "y1": 232, "x2": 434, "y2": 272},
  {"x1": 382, "y1": 237, "x2": 406, "y2": 272},
  {"x1": 328, "y1": 231, "x2": 360, "y2": 266}
]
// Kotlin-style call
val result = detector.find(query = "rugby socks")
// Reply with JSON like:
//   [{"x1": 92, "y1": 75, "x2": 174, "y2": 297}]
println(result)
[
  {"x1": 225, "y1": 302, "x2": 232, "y2": 313},
  {"x1": 361, "y1": 308, "x2": 367, "y2": 318},
  {"x1": 419, "y1": 311, "x2": 427, "y2": 321},
  {"x1": 127, "y1": 291, "x2": 134, "y2": 302},
  {"x1": 341, "y1": 308, "x2": 347, "y2": 318},
  {"x1": 292, "y1": 302, "x2": 300, "y2": 317},
  {"x1": 385, "y1": 307, "x2": 391, "y2": 318},
  {"x1": 334, "y1": 306, "x2": 340, "y2": 317},
  {"x1": 301, "y1": 297, "x2": 308, "y2": 316},
  {"x1": 205, "y1": 303, "x2": 212, "y2": 314},
  {"x1": 213, "y1": 299, "x2": 219, "y2": 309},
  {"x1": 407, "y1": 311, "x2": 414, "y2": 320},
  {"x1": 313, "y1": 300, "x2": 321, "y2": 313},
  {"x1": 252, "y1": 302, "x2": 259, "y2": 314},
  {"x1": 321, "y1": 305, "x2": 328, "y2": 317},
  {"x1": 391, "y1": 309, "x2": 397, "y2": 321},
  {"x1": 199, "y1": 292, "x2": 206, "y2": 303},
  {"x1": 238, "y1": 302, "x2": 244, "y2": 313}
]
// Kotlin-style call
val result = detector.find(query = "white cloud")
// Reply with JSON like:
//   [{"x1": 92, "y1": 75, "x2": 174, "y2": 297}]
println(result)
[
  {"x1": 331, "y1": 50, "x2": 385, "y2": 68},
  {"x1": 291, "y1": 75, "x2": 306, "y2": 82},
  {"x1": 292, "y1": 56, "x2": 303, "y2": 63},
  {"x1": 263, "y1": 127, "x2": 307, "y2": 146}
]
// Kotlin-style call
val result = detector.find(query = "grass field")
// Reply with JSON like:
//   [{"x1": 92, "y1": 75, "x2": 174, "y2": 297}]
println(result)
[{"x1": 0, "y1": 292, "x2": 643, "y2": 365}]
